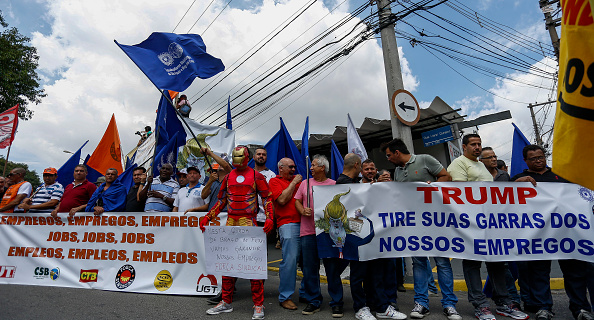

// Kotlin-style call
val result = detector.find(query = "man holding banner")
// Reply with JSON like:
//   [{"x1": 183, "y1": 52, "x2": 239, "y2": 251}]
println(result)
[
  {"x1": 382, "y1": 138, "x2": 461, "y2": 320},
  {"x1": 200, "y1": 146, "x2": 274, "y2": 320},
  {"x1": 447, "y1": 134, "x2": 528, "y2": 320},
  {"x1": 512, "y1": 145, "x2": 594, "y2": 320}
]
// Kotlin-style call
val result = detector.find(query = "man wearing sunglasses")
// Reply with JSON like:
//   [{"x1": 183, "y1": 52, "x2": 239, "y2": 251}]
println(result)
[
  {"x1": 0, "y1": 168, "x2": 32, "y2": 213},
  {"x1": 269, "y1": 158, "x2": 302, "y2": 311}
]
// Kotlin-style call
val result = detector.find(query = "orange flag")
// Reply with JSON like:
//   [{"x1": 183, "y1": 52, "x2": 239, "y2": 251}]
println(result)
[{"x1": 86, "y1": 114, "x2": 123, "y2": 175}]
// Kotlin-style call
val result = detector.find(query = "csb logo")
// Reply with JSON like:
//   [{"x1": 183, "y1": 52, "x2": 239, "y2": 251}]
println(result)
[
  {"x1": 80, "y1": 269, "x2": 99, "y2": 283},
  {"x1": 196, "y1": 274, "x2": 219, "y2": 294},
  {"x1": 0, "y1": 266, "x2": 16, "y2": 278},
  {"x1": 34, "y1": 267, "x2": 50, "y2": 280},
  {"x1": 115, "y1": 265, "x2": 135, "y2": 290}
]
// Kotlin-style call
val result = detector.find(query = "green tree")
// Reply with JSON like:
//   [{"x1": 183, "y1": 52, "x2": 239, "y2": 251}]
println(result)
[
  {"x1": 0, "y1": 156, "x2": 42, "y2": 189},
  {"x1": 0, "y1": 10, "x2": 46, "y2": 120}
]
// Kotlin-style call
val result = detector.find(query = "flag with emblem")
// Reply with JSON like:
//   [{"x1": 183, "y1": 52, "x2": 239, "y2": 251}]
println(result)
[
  {"x1": 0, "y1": 104, "x2": 19, "y2": 149},
  {"x1": 552, "y1": 0, "x2": 594, "y2": 189},
  {"x1": 115, "y1": 33, "x2": 225, "y2": 92},
  {"x1": 86, "y1": 114, "x2": 123, "y2": 176}
]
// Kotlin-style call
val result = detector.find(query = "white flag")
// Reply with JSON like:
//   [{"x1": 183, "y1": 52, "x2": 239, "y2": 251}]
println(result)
[{"x1": 347, "y1": 114, "x2": 368, "y2": 162}]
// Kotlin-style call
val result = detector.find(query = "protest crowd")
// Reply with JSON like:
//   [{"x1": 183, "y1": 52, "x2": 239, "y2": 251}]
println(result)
[{"x1": 1, "y1": 133, "x2": 593, "y2": 320}]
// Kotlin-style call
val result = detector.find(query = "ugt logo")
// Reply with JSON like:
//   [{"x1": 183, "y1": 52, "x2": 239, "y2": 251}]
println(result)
[
  {"x1": 0, "y1": 266, "x2": 16, "y2": 278},
  {"x1": 196, "y1": 274, "x2": 219, "y2": 294}
]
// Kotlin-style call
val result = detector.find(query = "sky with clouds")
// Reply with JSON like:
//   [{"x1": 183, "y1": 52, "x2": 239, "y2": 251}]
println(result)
[{"x1": 1, "y1": 0, "x2": 558, "y2": 175}]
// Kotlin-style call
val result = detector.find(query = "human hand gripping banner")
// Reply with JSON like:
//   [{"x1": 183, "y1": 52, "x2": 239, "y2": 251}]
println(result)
[
  {"x1": 0, "y1": 212, "x2": 228, "y2": 295},
  {"x1": 313, "y1": 182, "x2": 594, "y2": 262}
]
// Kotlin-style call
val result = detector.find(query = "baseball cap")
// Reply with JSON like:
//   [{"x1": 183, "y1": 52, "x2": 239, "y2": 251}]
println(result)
[
  {"x1": 177, "y1": 168, "x2": 188, "y2": 175},
  {"x1": 187, "y1": 166, "x2": 200, "y2": 173},
  {"x1": 43, "y1": 167, "x2": 58, "y2": 175},
  {"x1": 96, "y1": 176, "x2": 106, "y2": 183},
  {"x1": 209, "y1": 163, "x2": 220, "y2": 171}
]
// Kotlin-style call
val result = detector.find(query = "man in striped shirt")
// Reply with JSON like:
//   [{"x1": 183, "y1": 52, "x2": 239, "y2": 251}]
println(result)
[
  {"x1": 19, "y1": 167, "x2": 64, "y2": 213},
  {"x1": 140, "y1": 163, "x2": 180, "y2": 212}
]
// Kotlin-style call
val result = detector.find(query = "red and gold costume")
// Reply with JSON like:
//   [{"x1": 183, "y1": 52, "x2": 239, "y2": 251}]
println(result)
[{"x1": 200, "y1": 146, "x2": 273, "y2": 306}]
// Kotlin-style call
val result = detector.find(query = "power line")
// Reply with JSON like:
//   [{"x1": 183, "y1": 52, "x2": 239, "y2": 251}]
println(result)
[
  {"x1": 186, "y1": 0, "x2": 217, "y2": 33},
  {"x1": 172, "y1": 0, "x2": 198, "y2": 33},
  {"x1": 202, "y1": 0, "x2": 235, "y2": 36}
]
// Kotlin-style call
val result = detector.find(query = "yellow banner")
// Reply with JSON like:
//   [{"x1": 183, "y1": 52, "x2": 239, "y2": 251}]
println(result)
[{"x1": 553, "y1": 0, "x2": 594, "y2": 189}]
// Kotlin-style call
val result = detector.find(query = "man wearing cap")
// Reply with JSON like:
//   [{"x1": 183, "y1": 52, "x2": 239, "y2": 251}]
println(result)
[
  {"x1": 52, "y1": 165, "x2": 97, "y2": 217},
  {"x1": 0, "y1": 167, "x2": 32, "y2": 213},
  {"x1": 200, "y1": 147, "x2": 233, "y2": 212},
  {"x1": 173, "y1": 166, "x2": 209, "y2": 214},
  {"x1": 125, "y1": 167, "x2": 147, "y2": 212},
  {"x1": 177, "y1": 168, "x2": 189, "y2": 187},
  {"x1": 19, "y1": 167, "x2": 64, "y2": 213}
]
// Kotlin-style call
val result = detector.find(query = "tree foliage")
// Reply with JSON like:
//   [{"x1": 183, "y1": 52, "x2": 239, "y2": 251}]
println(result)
[
  {"x1": 0, "y1": 156, "x2": 42, "y2": 189},
  {"x1": 0, "y1": 10, "x2": 46, "y2": 120}
]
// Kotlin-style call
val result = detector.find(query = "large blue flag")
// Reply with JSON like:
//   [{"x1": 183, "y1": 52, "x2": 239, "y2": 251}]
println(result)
[
  {"x1": 83, "y1": 154, "x2": 103, "y2": 183},
  {"x1": 226, "y1": 96, "x2": 232, "y2": 130},
  {"x1": 152, "y1": 131, "x2": 180, "y2": 177},
  {"x1": 248, "y1": 118, "x2": 307, "y2": 177},
  {"x1": 330, "y1": 140, "x2": 344, "y2": 180},
  {"x1": 510, "y1": 123, "x2": 530, "y2": 177},
  {"x1": 301, "y1": 116, "x2": 309, "y2": 162},
  {"x1": 57, "y1": 141, "x2": 88, "y2": 187},
  {"x1": 116, "y1": 163, "x2": 138, "y2": 193},
  {"x1": 155, "y1": 90, "x2": 187, "y2": 155},
  {"x1": 115, "y1": 33, "x2": 225, "y2": 92}
]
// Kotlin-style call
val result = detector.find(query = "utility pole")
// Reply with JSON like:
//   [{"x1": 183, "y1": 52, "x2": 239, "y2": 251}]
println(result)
[
  {"x1": 376, "y1": 0, "x2": 414, "y2": 152},
  {"x1": 539, "y1": 0, "x2": 561, "y2": 60},
  {"x1": 528, "y1": 103, "x2": 544, "y2": 146}
]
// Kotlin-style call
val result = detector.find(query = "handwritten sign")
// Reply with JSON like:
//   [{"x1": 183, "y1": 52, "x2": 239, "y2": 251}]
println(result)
[{"x1": 204, "y1": 226, "x2": 267, "y2": 279}]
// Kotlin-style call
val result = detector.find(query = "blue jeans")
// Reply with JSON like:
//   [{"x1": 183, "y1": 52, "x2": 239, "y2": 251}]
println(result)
[
  {"x1": 413, "y1": 257, "x2": 458, "y2": 309},
  {"x1": 278, "y1": 223, "x2": 301, "y2": 302},
  {"x1": 300, "y1": 234, "x2": 322, "y2": 307}
]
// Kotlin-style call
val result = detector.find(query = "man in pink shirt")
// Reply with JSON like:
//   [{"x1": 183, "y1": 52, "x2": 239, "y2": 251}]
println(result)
[{"x1": 295, "y1": 154, "x2": 335, "y2": 315}]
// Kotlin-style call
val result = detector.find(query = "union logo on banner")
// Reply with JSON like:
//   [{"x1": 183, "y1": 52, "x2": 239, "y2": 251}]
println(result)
[{"x1": 0, "y1": 105, "x2": 19, "y2": 149}]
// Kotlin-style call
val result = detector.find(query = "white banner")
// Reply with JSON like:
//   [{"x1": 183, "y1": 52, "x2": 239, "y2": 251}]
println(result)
[
  {"x1": 0, "y1": 212, "x2": 229, "y2": 295},
  {"x1": 313, "y1": 182, "x2": 594, "y2": 262},
  {"x1": 204, "y1": 226, "x2": 267, "y2": 280},
  {"x1": 177, "y1": 118, "x2": 235, "y2": 182}
]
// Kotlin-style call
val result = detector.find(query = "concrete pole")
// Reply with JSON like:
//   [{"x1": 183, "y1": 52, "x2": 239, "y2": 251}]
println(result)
[
  {"x1": 539, "y1": 0, "x2": 560, "y2": 61},
  {"x1": 376, "y1": 0, "x2": 414, "y2": 152}
]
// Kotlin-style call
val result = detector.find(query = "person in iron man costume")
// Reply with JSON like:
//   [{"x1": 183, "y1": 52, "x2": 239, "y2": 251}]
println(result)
[{"x1": 200, "y1": 145, "x2": 274, "y2": 316}]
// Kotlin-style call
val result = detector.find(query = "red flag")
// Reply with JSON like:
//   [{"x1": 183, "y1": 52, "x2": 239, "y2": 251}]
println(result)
[
  {"x1": 0, "y1": 105, "x2": 19, "y2": 149},
  {"x1": 86, "y1": 114, "x2": 123, "y2": 175}
]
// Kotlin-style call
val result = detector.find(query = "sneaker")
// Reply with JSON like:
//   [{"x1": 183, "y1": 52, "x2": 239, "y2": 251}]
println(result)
[
  {"x1": 578, "y1": 310, "x2": 594, "y2": 320},
  {"x1": 397, "y1": 285, "x2": 406, "y2": 292},
  {"x1": 332, "y1": 305, "x2": 344, "y2": 318},
  {"x1": 377, "y1": 305, "x2": 407, "y2": 319},
  {"x1": 252, "y1": 305, "x2": 265, "y2": 320},
  {"x1": 207, "y1": 293, "x2": 222, "y2": 305},
  {"x1": 496, "y1": 304, "x2": 529, "y2": 320},
  {"x1": 475, "y1": 307, "x2": 496, "y2": 320},
  {"x1": 302, "y1": 304, "x2": 320, "y2": 315},
  {"x1": 410, "y1": 302, "x2": 430, "y2": 319},
  {"x1": 443, "y1": 306, "x2": 462, "y2": 320},
  {"x1": 206, "y1": 301, "x2": 233, "y2": 315},
  {"x1": 535, "y1": 309, "x2": 554, "y2": 320},
  {"x1": 356, "y1": 307, "x2": 377, "y2": 320}
]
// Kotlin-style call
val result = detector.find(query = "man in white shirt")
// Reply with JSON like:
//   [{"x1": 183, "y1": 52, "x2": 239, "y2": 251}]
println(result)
[{"x1": 173, "y1": 166, "x2": 209, "y2": 214}]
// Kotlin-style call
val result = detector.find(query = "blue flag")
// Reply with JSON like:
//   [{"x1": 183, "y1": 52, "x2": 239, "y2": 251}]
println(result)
[
  {"x1": 330, "y1": 140, "x2": 344, "y2": 180},
  {"x1": 116, "y1": 163, "x2": 138, "y2": 194},
  {"x1": 57, "y1": 141, "x2": 88, "y2": 187},
  {"x1": 115, "y1": 33, "x2": 225, "y2": 92},
  {"x1": 125, "y1": 150, "x2": 137, "y2": 170},
  {"x1": 226, "y1": 96, "x2": 232, "y2": 130},
  {"x1": 155, "y1": 90, "x2": 187, "y2": 155},
  {"x1": 510, "y1": 123, "x2": 530, "y2": 177},
  {"x1": 152, "y1": 131, "x2": 180, "y2": 177},
  {"x1": 248, "y1": 118, "x2": 307, "y2": 177},
  {"x1": 83, "y1": 154, "x2": 103, "y2": 183},
  {"x1": 301, "y1": 116, "x2": 309, "y2": 161}
]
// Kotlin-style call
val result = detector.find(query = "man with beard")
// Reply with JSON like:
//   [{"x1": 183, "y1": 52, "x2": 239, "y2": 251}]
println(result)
[
  {"x1": 125, "y1": 167, "x2": 147, "y2": 212},
  {"x1": 253, "y1": 147, "x2": 276, "y2": 226},
  {"x1": 448, "y1": 134, "x2": 527, "y2": 320}
]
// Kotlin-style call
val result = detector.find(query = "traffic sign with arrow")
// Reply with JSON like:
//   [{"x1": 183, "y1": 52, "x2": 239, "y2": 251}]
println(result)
[{"x1": 391, "y1": 89, "x2": 420, "y2": 126}]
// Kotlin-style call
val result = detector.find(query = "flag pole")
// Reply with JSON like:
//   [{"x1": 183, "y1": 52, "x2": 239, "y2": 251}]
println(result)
[
  {"x1": 115, "y1": 40, "x2": 214, "y2": 172},
  {"x1": 305, "y1": 155, "x2": 310, "y2": 208},
  {"x1": 2, "y1": 144, "x2": 12, "y2": 177}
]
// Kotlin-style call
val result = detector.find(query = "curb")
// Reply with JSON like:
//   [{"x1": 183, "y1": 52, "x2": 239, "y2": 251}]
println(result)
[{"x1": 267, "y1": 266, "x2": 565, "y2": 291}]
